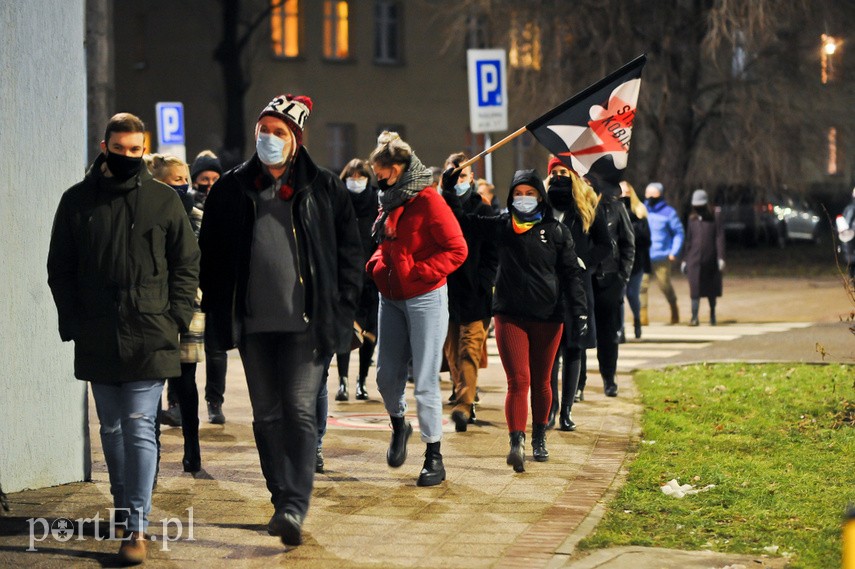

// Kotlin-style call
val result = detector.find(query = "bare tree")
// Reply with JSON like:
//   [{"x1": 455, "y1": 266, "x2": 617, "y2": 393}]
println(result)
[
  {"x1": 86, "y1": 0, "x2": 114, "y2": 164},
  {"x1": 213, "y1": 0, "x2": 284, "y2": 167},
  {"x1": 436, "y1": 0, "x2": 851, "y2": 206}
]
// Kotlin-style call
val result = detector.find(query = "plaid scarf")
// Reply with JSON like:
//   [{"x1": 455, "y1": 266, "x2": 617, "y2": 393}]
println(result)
[{"x1": 371, "y1": 153, "x2": 433, "y2": 242}]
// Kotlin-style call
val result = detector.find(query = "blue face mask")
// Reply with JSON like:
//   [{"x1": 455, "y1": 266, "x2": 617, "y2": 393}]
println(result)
[
  {"x1": 513, "y1": 195, "x2": 539, "y2": 214},
  {"x1": 346, "y1": 177, "x2": 368, "y2": 193},
  {"x1": 256, "y1": 132, "x2": 287, "y2": 166},
  {"x1": 454, "y1": 182, "x2": 471, "y2": 196}
]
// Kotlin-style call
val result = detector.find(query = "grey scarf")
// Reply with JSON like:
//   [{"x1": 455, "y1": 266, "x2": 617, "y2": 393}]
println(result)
[{"x1": 372, "y1": 153, "x2": 433, "y2": 242}]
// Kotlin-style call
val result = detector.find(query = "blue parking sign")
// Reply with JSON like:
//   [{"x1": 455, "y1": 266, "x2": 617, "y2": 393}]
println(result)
[
  {"x1": 476, "y1": 60, "x2": 502, "y2": 106},
  {"x1": 467, "y1": 49, "x2": 508, "y2": 133},
  {"x1": 156, "y1": 102, "x2": 185, "y2": 146}
]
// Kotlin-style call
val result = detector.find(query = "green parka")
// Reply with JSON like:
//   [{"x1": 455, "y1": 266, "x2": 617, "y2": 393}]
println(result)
[{"x1": 47, "y1": 154, "x2": 200, "y2": 383}]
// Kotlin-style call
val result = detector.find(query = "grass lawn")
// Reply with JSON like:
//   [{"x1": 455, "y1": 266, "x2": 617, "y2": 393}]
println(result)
[{"x1": 579, "y1": 363, "x2": 855, "y2": 568}]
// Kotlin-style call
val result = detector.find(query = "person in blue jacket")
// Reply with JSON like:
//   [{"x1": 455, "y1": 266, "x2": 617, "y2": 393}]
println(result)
[{"x1": 641, "y1": 182, "x2": 684, "y2": 324}]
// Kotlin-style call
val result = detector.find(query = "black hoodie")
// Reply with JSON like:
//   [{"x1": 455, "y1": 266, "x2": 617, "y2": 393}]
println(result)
[{"x1": 443, "y1": 169, "x2": 587, "y2": 322}]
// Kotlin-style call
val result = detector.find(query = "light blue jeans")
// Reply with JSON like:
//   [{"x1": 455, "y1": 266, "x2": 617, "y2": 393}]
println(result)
[
  {"x1": 376, "y1": 285, "x2": 448, "y2": 443},
  {"x1": 91, "y1": 379, "x2": 165, "y2": 532}
]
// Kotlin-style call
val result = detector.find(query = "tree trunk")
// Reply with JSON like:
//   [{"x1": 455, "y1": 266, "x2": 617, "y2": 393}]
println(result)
[
  {"x1": 85, "y1": 0, "x2": 114, "y2": 164},
  {"x1": 215, "y1": 0, "x2": 249, "y2": 167}
]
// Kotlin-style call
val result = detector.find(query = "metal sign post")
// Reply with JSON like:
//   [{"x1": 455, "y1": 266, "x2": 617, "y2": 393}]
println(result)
[{"x1": 467, "y1": 49, "x2": 508, "y2": 184}]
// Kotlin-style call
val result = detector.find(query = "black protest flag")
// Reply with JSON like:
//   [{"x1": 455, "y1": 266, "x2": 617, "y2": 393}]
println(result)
[{"x1": 526, "y1": 55, "x2": 647, "y2": 194}]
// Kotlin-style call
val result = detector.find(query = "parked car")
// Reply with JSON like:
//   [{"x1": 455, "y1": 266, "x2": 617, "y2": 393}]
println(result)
[{"x1": 712, "y1": 185, "x2": 821, "y2": 247}]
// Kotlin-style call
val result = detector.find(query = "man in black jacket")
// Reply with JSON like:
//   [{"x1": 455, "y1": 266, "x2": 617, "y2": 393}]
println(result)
[
  {"x1": 441, "y1": 153, "x2": 498, "y2": 432},
  {"x1": 48, "y1": 113, "x2": 200, "y2": 564},
  {"x1": 198, "y1": 94, "x2": 362, "y2": 547}
]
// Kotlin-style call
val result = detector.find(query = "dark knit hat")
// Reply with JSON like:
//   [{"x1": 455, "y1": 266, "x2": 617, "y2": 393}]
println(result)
[
  {"x1": 190, "y1": 154, "x2": 223, "y2": 181},
  {"x1": 258, "y1": 94, "x2": 313, "y2": 147}
]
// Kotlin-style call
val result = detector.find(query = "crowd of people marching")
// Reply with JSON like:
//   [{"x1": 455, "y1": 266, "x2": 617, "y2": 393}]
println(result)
[{"x1": 47, "y1": 94, "x2": 726, "y2": 563}]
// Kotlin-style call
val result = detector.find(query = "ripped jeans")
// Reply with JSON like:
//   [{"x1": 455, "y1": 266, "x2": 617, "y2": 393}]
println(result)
[{"x1": 91, "y1": 379, "x2": 165, "y2": 532}]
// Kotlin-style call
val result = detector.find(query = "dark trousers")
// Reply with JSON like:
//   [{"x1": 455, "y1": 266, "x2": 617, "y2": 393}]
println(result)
[
  {"x1": 592, "y1": 274, "x2": 625, "y2": 381},
  {"x1": 239, "y1": 331, "x2": 324, "y2": 517},
  {"x1": 336, "y1": 340, "x2": 377, "y2": 379},
  {"x1": 204, "y1": 349, "x2": 228, "y2": 405}
]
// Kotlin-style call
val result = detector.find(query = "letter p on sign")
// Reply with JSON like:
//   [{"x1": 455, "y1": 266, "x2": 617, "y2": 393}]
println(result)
[{"x1": 476, "y1": 61, "x2": 502, "y2": 106}]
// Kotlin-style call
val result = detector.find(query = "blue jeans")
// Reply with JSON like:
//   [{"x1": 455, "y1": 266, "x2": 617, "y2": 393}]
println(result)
[
  {"x1": 317, "y1": 359, "x2": 330, "y2": 450},
  {"x1": 91, "y1": 379, "x2": 165, "y2": 532},
  {"x1": 376, "y1": 285, "x2": 448, "y2": 443},
  {"x1": 626, "y1": 271, "x2": 644, "y2": 323}
]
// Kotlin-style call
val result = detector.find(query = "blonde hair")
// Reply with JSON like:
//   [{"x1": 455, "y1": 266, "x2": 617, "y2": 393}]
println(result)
[
  {"x1": 368, "y1": 131, "x2": 412, "y2": 167},
  {"x1": 147, "y1": 153, "x2": 189, "y2": 182},
  {"x1": 622, "y1": 181, "x2": 648, "y2": 219},
  {"x1": 569, "y1": 170, "x2": 599, "y2": 232}
]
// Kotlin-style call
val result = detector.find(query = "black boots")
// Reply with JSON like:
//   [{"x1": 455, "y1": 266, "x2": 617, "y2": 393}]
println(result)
[
  {"x1": 451, "y1": 409, "x2": 468, "y2": 432},
  {"x1": 603, "y1": 378, "x2": 618, "y2": 397},
  {"x1": 531, "y1": 424, "x2": 549, "y2": 462},
  {"x1": 416, "y1": 442, "x2": 446, "y2": 487},
  {"x1": 335, "y1": 376, "x2": 349, "y2": 401},
  {"x1": 267, "y1": 511, "x2": 303, "y2": 546},
  {"x1": 633, "y1": 317, "x2": 642, "y2": 339},
  {"x1": 315, "y1": 447, "x2": 324, "y2": 474},
  {"x1": 560, "y1": 358, "x2": 580, "y2": 431},
  {"x1": 355, "y1": 376, "x2": 368, "y2": 400},
  {"x1": 507, "y1": 431, "x2": 525, "y2": 472},
  {"x1": 387, "y1": 415, "x2": 412, "y2": 467}
]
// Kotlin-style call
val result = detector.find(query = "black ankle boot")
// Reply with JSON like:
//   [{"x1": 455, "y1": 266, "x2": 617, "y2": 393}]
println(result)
[
  {"x1": 182, "y1": 440, "x2": 201, "y2": 473},
  {"x1": 355, "y1": 376, "x2": 368, "y2": 400},
  {"x1": 546, "y1": 403, "x2": 558, "y2": 430},
  {"x1": 559, "y1": 406, "x2": 576, "y2": 431},
  {"x1": 532, "y1": 423, "x2": 549, "y2": 462},
  {"x1": 417, "y1": 442, "x2": 446, "y2": 487},
  {"x1": 603, "y1": 378, "x2": 618, "y2": 397},
  {"x1": 335, "y1": 377, "x2": 349, "y2": 401},
  {"x1": 506, "y1": 431, "x2": 525, "y2": 472},
  {"x1": 387, "y1": 415, "x2": 412, "y2": 467}
]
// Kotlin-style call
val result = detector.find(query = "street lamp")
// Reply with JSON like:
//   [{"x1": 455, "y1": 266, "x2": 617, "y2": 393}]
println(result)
[{"x1": 821, "y1": 34, "x2": 839, "y2": 84}]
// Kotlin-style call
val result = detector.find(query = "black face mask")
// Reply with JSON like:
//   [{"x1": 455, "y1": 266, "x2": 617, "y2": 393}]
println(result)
[
  {"x1": 195, "y1": 184, "x2": 211, "y2": 195},
  {"x1": 377, "y1": 179, "x2": 391, "y2": 192},
  {"x1": 647, "y1": 196, "x2": 662, "y2": 206},
  {"x1": 105, "y1": 151, "x2": 143, "y2": 182},
  {"x1": 547, "y1": 176, "x2": 575, "y2": 212}
]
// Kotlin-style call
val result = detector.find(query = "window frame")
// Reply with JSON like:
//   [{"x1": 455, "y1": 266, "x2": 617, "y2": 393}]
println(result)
[
  {"x1": 374, "y1": 0, "x2": 403, "y2": 66},
  {"x1": 270, "y1": 0, "x2": 302, "y2": 60},
  {"x1": 323, "y1": 0, "x2": 352, "y2": 62}
]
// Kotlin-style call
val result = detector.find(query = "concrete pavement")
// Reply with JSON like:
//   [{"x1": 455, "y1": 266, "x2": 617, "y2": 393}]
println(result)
[{"x1": 0, "y1": 275, "x2": 851, "y2": 568}]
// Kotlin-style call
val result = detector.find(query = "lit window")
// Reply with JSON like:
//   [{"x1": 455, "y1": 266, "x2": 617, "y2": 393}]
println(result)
[
  {"x1": 828, "y1": 127, "x2": 838, "y2": 175},
  {"x1": 271, "y1": 0, "x2": 300, "y2": 58},
  {"x1": 509, "y1": 15, "x2": 541, "y2": 70},
  {"x1": 375, "y1": 1, "x2": 401, "y2": 64},
  {"x1": 821, "y1": 34, "x2": 840, "y2": 84},
  {"x1": 327, "y1": 123, "x2": 355, "y2": 173},
  {"x1": 324, "y1": 1, "x2": 350, "y2": 60}
]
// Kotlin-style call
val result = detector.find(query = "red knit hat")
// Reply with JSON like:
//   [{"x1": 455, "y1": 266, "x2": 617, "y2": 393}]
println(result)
[
  {"x1": 258, "y1": 94, "x2": 313, "y2": 147},
  {"x1": 547, "y1": 155, "x2": 574, "y2": 175}
]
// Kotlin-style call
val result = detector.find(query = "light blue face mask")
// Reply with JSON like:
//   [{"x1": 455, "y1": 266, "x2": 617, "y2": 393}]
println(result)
[
  {"x1": 256, "y1": 132, "x2": 287, "y2": 166},
  {"x1": 454, "y1": 182, "x2": 471, "y2": 196},
  {"x1": 513, "y1": 195, "x2": 539, "y2": 214},
  {"x1": 346, "y1": 177, "x2": 368, "y2": 193}
]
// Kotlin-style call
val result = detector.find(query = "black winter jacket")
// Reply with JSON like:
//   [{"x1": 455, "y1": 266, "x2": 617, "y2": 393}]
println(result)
[
  {"x1": 198, "y1": 149, "x2": 363, "y2": 356},
  {"x1": 47, "y1": 155, "x2": 200, "y2": 383},
  {"x1": 447, "y1": 191, "x2": 498, "y2": 323},
  {"x1": 444, "y1": 170, "x2": 587, "y2": 323},
  {"x1": 594, "y1": 196, "x2": 635, "y2": 285}
]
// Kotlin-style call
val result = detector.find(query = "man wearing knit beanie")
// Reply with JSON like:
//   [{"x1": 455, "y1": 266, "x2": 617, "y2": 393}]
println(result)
[{"x1": 198, "y1": 93, "x2": 363, "y2": 548}]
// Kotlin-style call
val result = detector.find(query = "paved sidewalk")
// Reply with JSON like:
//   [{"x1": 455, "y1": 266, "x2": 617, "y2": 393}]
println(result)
[{"x1": 0, "y1": 275, "x2": 850, "y2": 568}]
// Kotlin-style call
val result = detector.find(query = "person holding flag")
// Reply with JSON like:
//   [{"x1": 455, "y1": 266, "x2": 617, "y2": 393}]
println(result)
[{"x1": 441, "y1": 168, "x2": 588, "y2": 473}]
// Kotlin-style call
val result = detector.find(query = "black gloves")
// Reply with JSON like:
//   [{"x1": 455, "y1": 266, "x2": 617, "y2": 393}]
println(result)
[
  {"x1": 571, "y1": 314, "x2": 589, "y2": 344},
  {"x1": 441, "y1": 166, "x2": 461, "y2": 194}
]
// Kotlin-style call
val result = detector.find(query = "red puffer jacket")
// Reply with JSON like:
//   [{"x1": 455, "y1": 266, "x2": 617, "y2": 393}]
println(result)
[{"x1": 367, "y1": 188, "x2": 467, "y2": 300}]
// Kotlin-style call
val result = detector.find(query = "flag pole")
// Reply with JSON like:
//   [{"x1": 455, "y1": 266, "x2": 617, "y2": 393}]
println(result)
[{"x1": 457, "y1": 126, "x2": 528, "y2": 171}]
